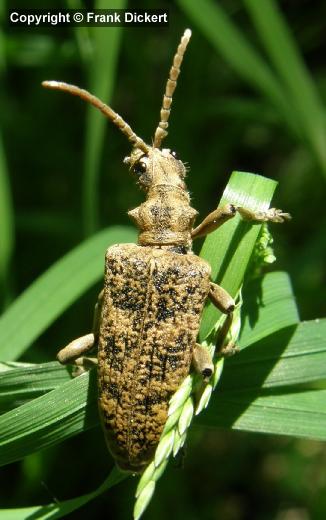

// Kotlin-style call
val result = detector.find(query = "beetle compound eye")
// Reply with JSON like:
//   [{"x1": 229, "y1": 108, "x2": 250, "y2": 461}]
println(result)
[
  {"x1": 171, "y1": 150, "x2": 178, "y2": 160},
  {"x1": 133, "y1": 160, "x2": 147, "y2": 175}
]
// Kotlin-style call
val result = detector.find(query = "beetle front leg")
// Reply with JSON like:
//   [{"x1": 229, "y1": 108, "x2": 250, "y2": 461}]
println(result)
[
  {"x1": 191, "y1": 204, "x2": 291, "y2": 240},
  {"x1": 236, "y1": 207, "x2": 291, "y2": 223},
  {"x1": 191, "y1": 204, "x2": 236, "y2": 239},
  {"x1": 209, "y1": 282, "x2": 239, "y2": 357}
]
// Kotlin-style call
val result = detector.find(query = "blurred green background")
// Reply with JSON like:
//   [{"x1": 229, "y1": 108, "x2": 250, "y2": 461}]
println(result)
[{"x1": 0, "y1": 0, "x2": 325, "y2": 518}]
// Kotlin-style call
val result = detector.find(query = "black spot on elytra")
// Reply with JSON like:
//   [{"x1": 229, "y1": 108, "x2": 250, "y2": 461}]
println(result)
[
  {"x1": 105, "y1": 382, "x2": 120, "y2": 400},
  {"x1": 152, "y1": 272, "x2": 168, "y2": 291},
  {"x1": 110, "y1": 284, "x2": 144, "y2": 311},
  {"x1": 167, "y1": 335, "x2": 188, "y2": 353},
  {"x1": 144, "y1": 320, "x2": 155, "y2": 332},
  {"x1": 105, "y1": 335, "x2": 120, "y2": 356},
  {"x1": 140, "y1": 393, "x2": 165, "y2": 411},
  {"x1": 156, "y1": 297, "x2": 175, "y2": 321},
  {"x1": 152, "y1": 266, "x2": 181, "y2": 292},
  {"x1": 167, "y1": 354, "x2": 181, "y2": 370}
]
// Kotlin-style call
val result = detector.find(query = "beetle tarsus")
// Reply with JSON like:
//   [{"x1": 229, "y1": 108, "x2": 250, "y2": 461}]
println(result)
[{"x1": 237, "y1": 206, "x2": 292, "y2": 223}]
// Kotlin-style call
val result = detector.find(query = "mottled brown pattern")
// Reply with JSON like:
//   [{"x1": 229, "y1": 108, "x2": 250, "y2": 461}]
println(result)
[{"x1": 98, "y1": 243, "x2": 211, "y2": 472}]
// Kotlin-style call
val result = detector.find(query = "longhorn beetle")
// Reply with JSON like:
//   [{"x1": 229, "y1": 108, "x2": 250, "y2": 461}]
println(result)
[{"x1": 43, "y1": 29, "x2": 290, "y2": 473}]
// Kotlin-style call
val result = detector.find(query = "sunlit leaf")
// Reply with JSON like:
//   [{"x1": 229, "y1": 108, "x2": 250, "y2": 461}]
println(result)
[{"x1": 200, "y1": 170, "x2": 278, "y2": 339}]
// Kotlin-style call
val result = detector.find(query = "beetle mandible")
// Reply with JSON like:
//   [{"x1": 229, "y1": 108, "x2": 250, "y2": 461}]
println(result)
[{"x1": 42, "y1": 29, "x2": 290, "y2": 473}]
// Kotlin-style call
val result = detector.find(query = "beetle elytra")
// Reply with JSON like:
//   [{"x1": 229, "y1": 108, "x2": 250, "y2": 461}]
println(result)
[{"x1": 42, "y1": 29, "x2": 290, "y2": 473}]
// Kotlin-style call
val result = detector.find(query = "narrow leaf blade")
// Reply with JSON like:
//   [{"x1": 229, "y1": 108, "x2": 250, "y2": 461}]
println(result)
[
  {"x1": 200, "y1": 171, "x2": 278, "y2": 339},
  {"x1": 0, "y1": 467, "x2": 126, "y2": 519},
  {"x1": 0, "y1": 370, "x2": 96, "y2": 467},
  {"x1": 202, "y1": 388, "x2": 326, "y2": 441},
  {"x1": 0, "y1": 226, "x2": 137, "y2": 361},
  {"x1": 0, "y1": 362, "x2": 70, "y2": 413},
  {"x1": 222, "y1": 319, "x2": 326, "y2": 390},
  {"x1": 244, "y1": 0, "x2": 326, "y2": 173}
]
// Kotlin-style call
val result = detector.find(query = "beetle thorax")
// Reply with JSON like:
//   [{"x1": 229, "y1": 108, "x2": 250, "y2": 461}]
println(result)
[{"x1": 126, "y1": 147, "x2": 198, "y2": 249}]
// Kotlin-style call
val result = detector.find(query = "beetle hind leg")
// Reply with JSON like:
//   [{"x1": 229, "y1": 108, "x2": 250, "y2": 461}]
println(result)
[
  {"x1": 57, "y1": 333, "x2": 98, "y2": 376},
  {"x1": 56, "y1": 289, "x2": 103, "y2": 375},
  {"x1": 57, "y1": 333, "x2": 96, "y2": 364},
  {"x1": 192, "y1": 343, "x2": 214, "y2": 382},
  {"x1": 215, "y1": 313, "x2": 239, "y2": 357}
]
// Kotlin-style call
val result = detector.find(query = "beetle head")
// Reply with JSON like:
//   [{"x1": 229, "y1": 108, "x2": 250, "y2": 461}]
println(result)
[{"x1": 124, "y1": 147, "x2": 186, "y2": 192}]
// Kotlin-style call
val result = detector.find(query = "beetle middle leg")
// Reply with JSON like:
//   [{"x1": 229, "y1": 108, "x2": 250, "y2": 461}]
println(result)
[
  {"x1": 209, "y1": 282, "x2": 239, "y2": 357},
  {"x1": 57, "y1": 289, "x2": 103, "y2": 373},
  {"x1": 192, "y1": 281, "x2": 238, "y2": 380}
]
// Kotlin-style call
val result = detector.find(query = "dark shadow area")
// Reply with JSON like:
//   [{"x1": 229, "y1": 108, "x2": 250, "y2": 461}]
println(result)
[
  {"x1": 83, "y1": 366, "x2": 99, "y2": 431},
  {"x1": 240, "y1": 270, "x2": 264, "y2": 330},
  {"x1": 203, "y1": 324, "x2": 297, "y2": 429},
  {"x1": 221, "y1": 325, "x2": 298, "y2": 389}
]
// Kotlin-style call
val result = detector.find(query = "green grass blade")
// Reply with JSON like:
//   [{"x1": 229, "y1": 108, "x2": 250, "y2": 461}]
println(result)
[
  {"x1": 222, "y1": 319, "x2": 326, "y2": 390},
  {"x1": 244, "y1": 0, "x2": 326, "y2": 174},
  {"x1": 202, "y1": 387, "x2": 326, "y2": 442},
  {"x1": 0, "y1": 370, "x2": 96, "y2": 467},
  {"x1": 0, "y1": 132, "x2": 14, "y2": 304},
  {"x1": 66, "y1": 0, "x2": 92, "y2": 62},
  {"x1": 0, "y1": 226, "x2": 137, "y2": 361},
  {"x1": 240, "y1": 271, "x2": 299, "y2": 347},
  {"x1": 83, "y1": 0, "x2": 126, "y2": 235},
  {"x1": 0, "y1": 467, "x2": 127, "y2": 519},
  {"x1": 199, "y1": 170, "x2": 278, "y2": 340},
  {"x1": 0, "y1": 361, "x2": 35, "y2": 372},
  {"x1": 177, "y1": 0, "x2": 295, "y2": 130},
  {"x1": 0, "y1": 362, "x2": 70, "y2": 413}
]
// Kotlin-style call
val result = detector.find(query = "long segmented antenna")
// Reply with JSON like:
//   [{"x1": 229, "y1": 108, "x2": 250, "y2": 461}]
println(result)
[
  {"x1": 153, "y1": 29, "x2": 192, "y2": 148},
  {"x1": 41, "y1": 81, "x2": 150, "y2": 153}
]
